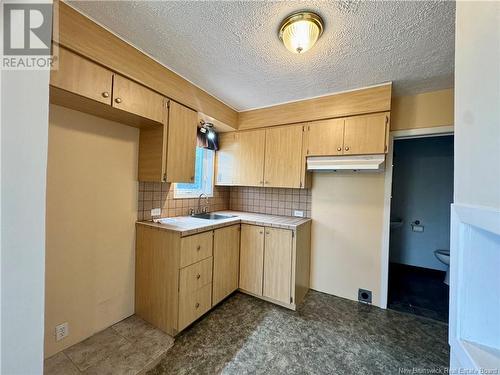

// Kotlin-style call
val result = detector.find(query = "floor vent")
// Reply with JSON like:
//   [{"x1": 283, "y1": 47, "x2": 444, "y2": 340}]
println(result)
[{"x1": 358, "y1": 288, "x2": 372, "y2": 304}]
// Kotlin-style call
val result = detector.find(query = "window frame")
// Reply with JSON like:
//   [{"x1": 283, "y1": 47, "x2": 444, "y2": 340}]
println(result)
[{"x1": 173, "y1": 147, "x2": 215, "y2": 199}]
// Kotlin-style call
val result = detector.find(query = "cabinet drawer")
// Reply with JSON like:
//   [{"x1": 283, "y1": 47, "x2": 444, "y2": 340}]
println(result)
[
  {"x1": 180, "y1": 231, "x2": 213, "y2": 268},
  {"x1": 179, "y1": 257, "x2": 213, "y2": 295},
  {"x1": 178, "y1": 283, "x2": 212, "y2": 331}
]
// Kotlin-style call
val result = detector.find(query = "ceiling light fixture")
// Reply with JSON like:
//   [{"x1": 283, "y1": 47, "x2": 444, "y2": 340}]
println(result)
[{"x1": 278, "y1": 11, "x2": 324, "y2": 54}]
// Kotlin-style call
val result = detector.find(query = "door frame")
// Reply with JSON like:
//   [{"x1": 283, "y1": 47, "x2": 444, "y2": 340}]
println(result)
[{"x1": 379, "y1": 125, "x2": 454, "y2": 309}]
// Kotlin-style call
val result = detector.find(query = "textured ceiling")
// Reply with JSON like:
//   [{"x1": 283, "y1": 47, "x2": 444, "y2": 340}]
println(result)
[{"x1": 68, "y1": 1, "x2": 455, "y2": 111}]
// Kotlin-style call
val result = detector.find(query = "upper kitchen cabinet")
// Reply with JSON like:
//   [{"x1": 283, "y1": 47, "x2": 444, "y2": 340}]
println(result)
[
  {"x1": 343, "y1": 113, "x2": 389, "y2": 155},
  {"x1": 50, "y1": 47, "x2": 165, "y2": 128},
  {"x1": 304, "y1": 118, "x2": 344, "y2": 156},
  {"x1": 51, "y1": 47, "x2": 113, "y2": 105},
  {"x1": 215, "y1": 132, "x2": 240, "y2": 186},
  {"x1": 238, "y1": 129, "x2": 266, "y2": 187},
  {"x1": 304, "y1": 112, "x2": 390, "y2": 157},
  {"x1": 112, "y1": 74, "x2": 164, "y2": 123},
  {"x1": 264, "y1": 125, "x2": 305, "y2": 188},
  {"x1": 165, "y1": 101, "x2": 198, "y2": 183},
  {"x1": 138, "y1": 100, "x2": 198, "y2": 183},
  {"x1": 215, "y1": 126, "x2": 308, "y2": 189}
]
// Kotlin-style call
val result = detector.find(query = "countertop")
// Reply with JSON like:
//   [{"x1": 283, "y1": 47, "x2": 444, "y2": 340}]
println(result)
[{"x1": 136, "y1": 210, "x2": 311, "y2": 237}]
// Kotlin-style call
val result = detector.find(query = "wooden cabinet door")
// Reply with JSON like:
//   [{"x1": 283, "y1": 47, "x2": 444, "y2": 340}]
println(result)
[
  {"x1": 343, "y1": 113, "x2": 389, "y2": 155},
  {"x1": 263, "y1": 228, "x2": 293, "y2": 304},
  {"x1": 50, "y1": 47, "x2": 113, "y2": 105},
  {"x1": 304, "y1": 118, "x2": 345, "y2": 156},
  {"x1": 166, "y1": 101, "x2": 198, "y2": 183},
  {"x1": 112, "y1": 74, "x2": 164, "y2": 123},
  {"x1": 239, "y1": 225, "x2": 265, "y2": 296},
  {"x1": 263, "y1": 125, "x2": 304, "y2": 188},
  {"x1": 238, "y1": 130, "x2": 265, "y2": 186},
  {"x1": 215, "y1": 132, "x2": 240, "y2": 185},
  {"x1": 213, "y1": 225, "x2": 241, "y2": 306},
  {"x1": 138, "y1": 102, "x2": 169, "y2": 182}
]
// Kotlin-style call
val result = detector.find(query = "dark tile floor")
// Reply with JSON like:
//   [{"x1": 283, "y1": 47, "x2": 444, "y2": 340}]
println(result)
[
  {"x1": 149, "y1": 290, "x2": 449, "y2": 375},
  {"x1": 388, "y1": 263, "x2": 449, "y2": 322}
]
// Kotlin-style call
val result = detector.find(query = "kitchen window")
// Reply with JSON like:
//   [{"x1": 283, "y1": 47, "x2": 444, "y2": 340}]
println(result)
[{"x1": 174, "y1": 147, "x2": 214, "y2": 198}]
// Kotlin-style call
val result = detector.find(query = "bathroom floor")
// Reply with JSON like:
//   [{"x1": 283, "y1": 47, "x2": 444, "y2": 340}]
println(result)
[
  {"x1": 44, "y1": 315, "x2": 174, "y2": 375},
  {"x1": 388, "y1": 263, "x2": 449, "y2": 323}
]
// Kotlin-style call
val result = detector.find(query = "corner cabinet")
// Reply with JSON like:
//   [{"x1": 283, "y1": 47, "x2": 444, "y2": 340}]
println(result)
[
  {"x1": 135, "y1": 221, "x2": 310, "y2": 335},
  {"x1": 212, "y1": 225, "x2": 241, "y2": 306},
  {"x1": 50, "y1": 47, "x2": 198, "y2": 184},
  {"x1": 238, "y1": 222, "x2": 311, "y2": 309},
  {"x1": 135, "y1": 100, "x2": 198, "y2": 183}
]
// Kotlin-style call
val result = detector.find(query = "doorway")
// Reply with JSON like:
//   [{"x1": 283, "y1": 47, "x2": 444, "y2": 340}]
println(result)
[{"x1": 387, "y1": 135, "x2": 454, "y2": 323}]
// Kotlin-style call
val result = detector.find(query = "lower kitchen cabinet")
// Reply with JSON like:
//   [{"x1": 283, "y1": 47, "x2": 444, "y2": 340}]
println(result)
[
  {"x1": 135, "y1": 220, "x2": 310, "y2": 336},
  {"x1": 135, "y1": 226, "x2": 214, "y2": 336},
  {"x1": 212, "y1": 225, "x2": 241, "y2": 306},
  {"x1": 239, "y1": 222, "x2": 311, "y2": 309},
  {"x1": 263, "y1": 228, "x2": 293, "y2": 304},
  {"x1": 135, "y1": 223, "x2": 241, "y2": 336},
  {"x1": 239, "y1": 225, "x2": 265, "y2": 296}
]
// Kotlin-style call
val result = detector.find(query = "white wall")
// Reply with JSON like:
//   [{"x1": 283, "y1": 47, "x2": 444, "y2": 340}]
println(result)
[
  {"x1": 1, "y1": 69, "x2": 50, "y2": 373},
  {"x1": 310, "y1": 172, "x2": 386, "y2": 307},
  {"x1": 450, "y1": 1, "x2": 500, "y2": 370},
  {"x1": 390, "y1": 136, "x2": 454, "y2": 270},
  {"x1": 454, "y1": 3, "x2": 500, "y2": 210}
]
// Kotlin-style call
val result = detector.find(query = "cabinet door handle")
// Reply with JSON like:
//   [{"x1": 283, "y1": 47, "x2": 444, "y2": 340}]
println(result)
[
  {"x1": 259, "y1": 231, "x2": 263, "y2": 234},
  {"x1": 196, "y1": 274, "x2": 201, "y2": 279},
  {"x1": 345, "y1": 146, "x2": 350, "y2": 151},
  {"x1": 195, "y1": 302, "x2": 200, "y2": 309},
  {"x1": 337, "y1": 147, "x2": 342, "y2": 152},
  {"x1": 101, "y1": 92, "x2": 109, "y2": 98},
  {"x1": 190, "y1": 176, "x2": 194, "y2": 181},
  {"x1": 196, "y1": 245, "x2": 201, "y2": 251},
  {"x1": 114, "y1": 97, "x2": 122, "y2": 104},
  {"x1": 265, "y1": 231, "x2": 270, "y2": 235},
  {"x1": 265, "y1": 181, "x2": 269, "y2": 184}
]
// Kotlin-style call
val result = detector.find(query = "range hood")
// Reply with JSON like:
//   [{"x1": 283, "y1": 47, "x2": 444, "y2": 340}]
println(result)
[{"x1": 307, "y1": 154, "x2": 385, "y2": 172}]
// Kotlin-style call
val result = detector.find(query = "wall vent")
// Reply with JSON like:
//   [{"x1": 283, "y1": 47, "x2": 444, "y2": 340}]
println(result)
[{"x1": 358, "y1": 288, "x2": 372, "y2": 304}]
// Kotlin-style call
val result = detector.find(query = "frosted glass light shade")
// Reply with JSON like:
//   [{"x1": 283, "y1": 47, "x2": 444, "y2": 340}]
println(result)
[{"x1": 279, "y1": 12, "x2": 324, "y2": 54}]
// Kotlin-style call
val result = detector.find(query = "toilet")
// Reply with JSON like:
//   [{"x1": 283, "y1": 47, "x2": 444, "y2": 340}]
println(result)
[{"x1": 434, "y1": 249, "x2": 450, "y2": 285}]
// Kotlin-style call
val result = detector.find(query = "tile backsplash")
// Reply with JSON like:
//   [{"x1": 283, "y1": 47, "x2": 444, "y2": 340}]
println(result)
[
  {"x1": 138, "y1": 183, "x2": 311, "y2": 220},
  {"x1": 138, "y1": 182, "x2": 230, "y2": 221},
  {"x1": 229, "y1": 187, "x2": 312, "y2": 218}
]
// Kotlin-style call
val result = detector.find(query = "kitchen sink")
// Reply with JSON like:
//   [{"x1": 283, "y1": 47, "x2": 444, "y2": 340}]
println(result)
[{"x1": 191, "y1": 213, "x2": 236, "y2": 220}]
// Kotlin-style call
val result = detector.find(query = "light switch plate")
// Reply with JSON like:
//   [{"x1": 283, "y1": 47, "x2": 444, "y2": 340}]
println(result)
[
  {"x1": 412, "y1": 224, "x2": 424, "y2": 232},
  {"x1": 151, "y1": 208, "x2": 161, "y2": 217},
  {"x1": 293, "y1": 210, "x2": 304, "y2": 218}
]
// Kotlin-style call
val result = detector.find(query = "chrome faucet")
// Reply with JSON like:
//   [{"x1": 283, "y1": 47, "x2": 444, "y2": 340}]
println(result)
[{"x1": 198, "y1": 193, "x2": 209, "y2": 213}]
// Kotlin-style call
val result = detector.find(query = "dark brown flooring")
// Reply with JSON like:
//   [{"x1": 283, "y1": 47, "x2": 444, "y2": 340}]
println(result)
[{"x1": 149, "y1": 290, "x2": 449, "y2": 375}]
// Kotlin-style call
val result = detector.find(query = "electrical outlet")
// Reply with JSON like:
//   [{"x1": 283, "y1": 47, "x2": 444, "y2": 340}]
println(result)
[
  {"x1": 55, "y1": 322, "x2": 69, "y2": 341},
  {"x1": 151, "y1": 208, "x2": 161, "y2": 217},
  {"x1": 293, "y1": 210, "x2": 304, "y2": 217}
]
